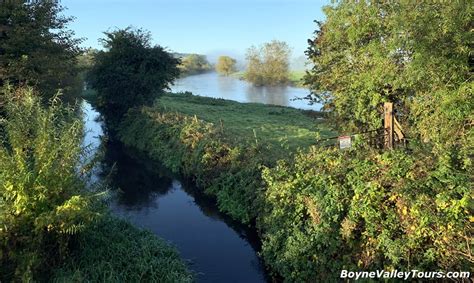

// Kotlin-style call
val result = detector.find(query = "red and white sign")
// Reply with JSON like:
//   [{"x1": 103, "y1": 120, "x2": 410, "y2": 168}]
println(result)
[{"x1": 338, "y1": 136, "x2": 351, "y2": 149}]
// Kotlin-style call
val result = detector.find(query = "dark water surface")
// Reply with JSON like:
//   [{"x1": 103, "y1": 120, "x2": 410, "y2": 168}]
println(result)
[
  {"x1": 82, "y1": 101, "x2": 270, "y2": 282},
  {"x1": 171, "y1": 72, "x2": 321, "y2": 110}
]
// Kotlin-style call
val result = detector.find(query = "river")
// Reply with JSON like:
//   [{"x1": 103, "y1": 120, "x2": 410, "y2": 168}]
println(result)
[
  {"x1": 171, "y1": 72, "x2": 320, "y2": 110},
  {"x1": 82, "y1": 101, "x2": 270, "y2": 282}
]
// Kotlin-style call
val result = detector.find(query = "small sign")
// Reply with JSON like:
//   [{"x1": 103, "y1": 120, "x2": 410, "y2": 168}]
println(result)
[{"x1": 338, "y1": 135, "x2": 351, "y2": 149}]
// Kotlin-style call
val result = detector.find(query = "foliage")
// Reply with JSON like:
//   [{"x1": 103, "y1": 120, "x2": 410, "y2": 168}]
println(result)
[
  {"x1": 118, "y1": 92, "x2": 331, "y2": 223},
  {"x1": 0, "y1": 87, "x2": 102, "y2": 281},
  {"x1": 0, "y1": 1, "x2": 82, "y2": 101},
  {"x1": 178, "y1": 54, "x2": 212, "y2": 76},
  {"x1": 88, "y1": 27, "x2": 179, "y2": 132},
  {"x1": 305, "y1": 1, "x2": 473, "y2": 137},
  {"x1": 245, "y1": 40, "x2": 291, "y2": 86},
  {"x1": 263, "y1": 2, "x2": 474, "y2": 281},
  {"x1": 215, "y1": 56, "x2": 237, "y2": 76},
  {"x1": 259, "y1": 145, "x2": 472, "y2": 281},
  {"x1": 52, "y1": 216, "x2": 193, "y2": 283}
]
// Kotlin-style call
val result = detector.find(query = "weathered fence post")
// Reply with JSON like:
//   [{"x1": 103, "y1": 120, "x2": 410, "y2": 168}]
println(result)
[{"x1": 384, "y1": 102, "x2": 394, "y2": 149}]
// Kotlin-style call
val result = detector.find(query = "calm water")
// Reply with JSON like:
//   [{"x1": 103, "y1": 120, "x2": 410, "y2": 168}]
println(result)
[
  {"x1": 82, "y1": 101, "x2": 269, "y2": 283},
  {"x1": 171, "y1": 72, "x2": 321, "y2": 110}
]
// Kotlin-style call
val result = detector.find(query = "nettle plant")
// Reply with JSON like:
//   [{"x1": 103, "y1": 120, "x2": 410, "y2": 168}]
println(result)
[{"x1": 0, "y1": 87, "x2": 102, "y2": 280}]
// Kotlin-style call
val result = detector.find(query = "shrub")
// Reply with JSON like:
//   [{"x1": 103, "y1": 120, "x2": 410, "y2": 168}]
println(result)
[
  {"x1": 0, "y1": 87, "x2": 102, "y2": 281},
  {"x1": 259, "y1": 145, "x2": 472, "y2": 281}
]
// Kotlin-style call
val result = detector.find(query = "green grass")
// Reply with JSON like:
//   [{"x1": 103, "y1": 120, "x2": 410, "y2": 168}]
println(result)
[
  {"x1": 231, "y1": 71, "x2": 308, "y2": 88},
  {"x1": 52, "y1": 216, "x2": 193, "y2": 283},
  {"x1": 158, "y1": 92, "x2": 332, "y2": 159}
]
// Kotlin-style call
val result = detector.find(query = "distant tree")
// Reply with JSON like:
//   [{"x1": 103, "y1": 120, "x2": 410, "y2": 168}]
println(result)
[
  {"x1": 178, "y1": 54, "x2": 212, "y2": 76},
  {"x1": 88, "y1": 28, "x2": 179, "y2": 132},
  {"x1": 0, "y1": 0, "x2": 82, "y2": 101},
  {"x1": 245, "y1": 40, "x2": 291, "y2": 86},
  {"x1": 215, "y1": 56, "x2": 237, "y2": 75}
]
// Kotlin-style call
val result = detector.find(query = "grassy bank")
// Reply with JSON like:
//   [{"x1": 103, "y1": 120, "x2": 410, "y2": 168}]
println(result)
[
  {"x1": 53, "y1": 216, "x2": 193, "y2": 282},
  {"x1": 118, "y1": 92, "x2": 333, "y2": 222},
  {"x1": 232, "y1": 71, "x2": 307, "y2": 88}
]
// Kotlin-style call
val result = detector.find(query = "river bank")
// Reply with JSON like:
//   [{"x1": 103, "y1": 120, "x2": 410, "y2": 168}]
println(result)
[
  {"x1": 232, "y1": 70, "x2": 307, "y2": 88},
  {"x1": 117, "y1": 93, "x2": 333, "y2": 279},
  {"x1": 119, "y1": 92, "x2": 332, "y2": 223},
  {"x1": 82, "y1": 100, "x2": 272, "y2": 282}
]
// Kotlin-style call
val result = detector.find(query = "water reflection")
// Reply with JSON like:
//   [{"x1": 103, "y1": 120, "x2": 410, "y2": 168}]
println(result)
[
  {"x1": 171, "y1": 72, "x2": 321, "y2": 110},
  {"x1": 102, "y1": 142, "x2": 270, "y2": 283},
  {"x1": 81, "y1": 100, "x2": 271, "y2": 283},
  {"x1": 245, "y1": 85, "x2": 290, "y2": 106}
]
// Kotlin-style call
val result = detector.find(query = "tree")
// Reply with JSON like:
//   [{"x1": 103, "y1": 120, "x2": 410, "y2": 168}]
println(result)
[
  {"x1": 305, "y1": 2, "x2": 473, "y2": 142},
  {"x1": 215, "y1": 56, "x2": 236, "y2": 75},
  {"x1": 178, "y1": 54, "x2": 212, "y2": 76},
  {"x1": 0, "y1": 1, "x2": 82, "y2": 101},
  {"x1": 245, "y1": 40, "x2": 291, "y2": 86},
  {"x1": 88, "y1": 28, "x2": 179, "y2": 132}
]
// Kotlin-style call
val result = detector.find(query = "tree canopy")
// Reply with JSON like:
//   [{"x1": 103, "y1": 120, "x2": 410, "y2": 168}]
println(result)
[
  {"x1": 305, "y1": 2, "x2": 472, "y2": 141},
  {"x1": 178, "y1": 54, "x2": 212, "y2": 76},
  {"x1": 0, "y1": 0, "x2": 82, "y2": 101},
  {"x1": 245, "y1": 40, "x2": 291, "y2": 86},
  {"x1": 215, "y1": 56, "x2": 237, "y2": 75},
  {"x1": 88, "y1": 28, "x2": 179, "y2": 131}
]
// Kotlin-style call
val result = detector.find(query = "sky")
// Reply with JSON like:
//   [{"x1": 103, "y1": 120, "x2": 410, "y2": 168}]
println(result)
[{"x1": 62, "y1": 0, "x2": 328, "y2": 62}]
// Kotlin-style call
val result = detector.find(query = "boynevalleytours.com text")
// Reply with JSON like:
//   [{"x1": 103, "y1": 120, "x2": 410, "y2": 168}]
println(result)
[{"x1": 340, "y1": 269, "x2": 471, "y2": 281}]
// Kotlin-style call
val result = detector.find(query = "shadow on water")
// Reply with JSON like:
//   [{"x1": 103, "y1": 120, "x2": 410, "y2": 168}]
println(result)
[{"x1": 101, "y1": 141, "x2": 272, "y2": 283}]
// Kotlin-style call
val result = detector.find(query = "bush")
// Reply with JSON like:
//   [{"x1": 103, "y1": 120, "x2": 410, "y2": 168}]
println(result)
[
  {"x1": 259, "y1": 145, "x2": 472, "y2": 281},
  {"x1": 0, "y1": 87, "x2": 102, "y2": 281}
]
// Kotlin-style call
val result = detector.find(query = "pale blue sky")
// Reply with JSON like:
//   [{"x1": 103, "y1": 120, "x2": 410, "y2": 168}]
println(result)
[{"x1": 62, "y1": 0, "x2": 327, "y2": 61}]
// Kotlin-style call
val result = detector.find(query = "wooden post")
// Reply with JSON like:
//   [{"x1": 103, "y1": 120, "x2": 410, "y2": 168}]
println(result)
[{"x1": 384, "y1": 102, "x2": 394, "y2": 149}]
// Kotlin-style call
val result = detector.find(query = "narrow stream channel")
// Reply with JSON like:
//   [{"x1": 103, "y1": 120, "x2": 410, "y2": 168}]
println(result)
[{"x1": 82, "y1": 100, "x2": 270, "y2": 282}]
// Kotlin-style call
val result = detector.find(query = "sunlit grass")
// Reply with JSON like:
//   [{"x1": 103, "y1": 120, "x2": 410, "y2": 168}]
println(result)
[{"x1": 157, "y1": 92, "x2": 333, "y2": 160}]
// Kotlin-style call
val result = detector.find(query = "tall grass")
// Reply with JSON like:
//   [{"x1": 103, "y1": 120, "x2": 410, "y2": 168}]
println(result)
[
  {"x1": 0, "y1": 86, "x2": 102, "y2": 281},
  {"x1": 52, "y1": 216, "x2": 193, "y2": 282}
]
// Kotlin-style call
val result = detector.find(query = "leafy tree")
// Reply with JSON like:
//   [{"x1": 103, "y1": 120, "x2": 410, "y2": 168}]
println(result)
[
  {"x1": 178, "y1": 54, "x2": 212, "y2": 76},
  {"x1": 0, "y1": 0, "x2": 82, "y2": 101},
  {"x1": 245, "y1": 40, "x2": 291, "y2": 86},
  {"x1": 0, "y1": 86, "x2": 102, "y2": 281},
  {"x1": 88, "y1": 28, "x2": 179, "y2": 132},
  {"x1": 215, "y1": 56, "x2": 237, "y2": 75},
  {"x1": 305, "y1": 1, "x2": 473, "y2": 142}
]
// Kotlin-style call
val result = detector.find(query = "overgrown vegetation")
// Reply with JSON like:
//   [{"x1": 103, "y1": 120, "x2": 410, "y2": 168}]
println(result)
[
  {"x1": 118, "y1": 92, "x2": 332, "y2": 222},
  {"x1": 52, "y1": 216, "x2": 193, "y2": 282},
  {"x1": 259, "y1": 144, "x2": 472, "y2": 281},
  {"x1": 0, "y1": 87, "x2": 102, "y2": 281}
]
